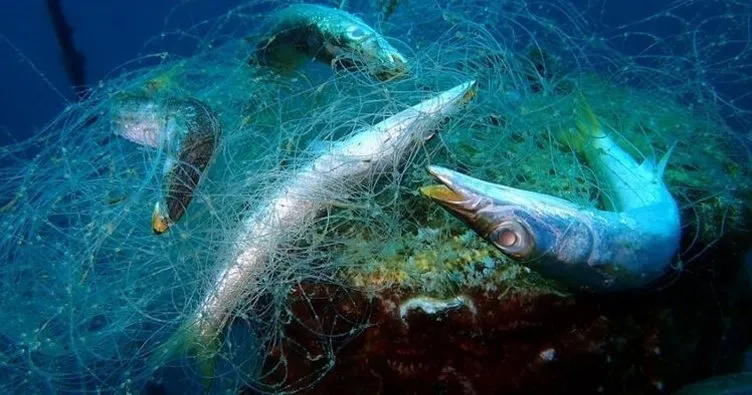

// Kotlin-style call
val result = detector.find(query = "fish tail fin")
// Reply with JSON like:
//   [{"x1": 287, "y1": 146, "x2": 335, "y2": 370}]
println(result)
[
  {"x1": 557, "y1": 92, "x2": 606, "y2": 153},
  {"x1": 148, "y1": 321, "x2": 222, "y2": 389},
  {"x1": 151, "y1": 201, "x2": 173, "y2": 234}
]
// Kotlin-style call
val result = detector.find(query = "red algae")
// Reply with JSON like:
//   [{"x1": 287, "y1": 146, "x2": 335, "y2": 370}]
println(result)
[{"x1": 255, "y1": 254, "x2": 752, "y2": 395}]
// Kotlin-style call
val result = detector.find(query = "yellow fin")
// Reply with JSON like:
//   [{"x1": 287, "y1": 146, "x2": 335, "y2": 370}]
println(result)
[
  {"x1": 557, "y1": 92, "x2": 605, "y2": 153},
  {"x1": 148, "y1": 322, "x2": 222, "y2": 390}
]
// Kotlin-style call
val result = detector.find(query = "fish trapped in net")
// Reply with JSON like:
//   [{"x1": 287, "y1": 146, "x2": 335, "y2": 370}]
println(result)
[
  {"x1": 151, "y1": 80, "x2": 478, "y2": 383},
  {"x1": 111, "y1": 93, "x2": 222, "y2": 234},
  {"x1": 422, "y1": 95, "x2": 681, "y2": 292},
  {"x1": 250, "y1": 3, "x2": 409, "y2": 81}
]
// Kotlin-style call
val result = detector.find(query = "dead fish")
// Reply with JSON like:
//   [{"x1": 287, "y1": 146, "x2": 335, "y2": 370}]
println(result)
[
  {"x1": 252, "y1": 3, "x2": 409, "y2": 81},
  {"x1": 153, "y1": 80, "x2": 478, "y2": 378},
  {"x1": 421, "y1": 95, "x2": 681, "y2": 292},
  {"x1": 111, "y1": 94, "x2": 222, "y2": 234}
]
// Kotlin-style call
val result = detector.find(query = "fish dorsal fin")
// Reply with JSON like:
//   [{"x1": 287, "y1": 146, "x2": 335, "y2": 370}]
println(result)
[
  {"x1": 638, "y1": 142, "x2": 675, "y2": 182},
  {"x1": 309, "y1": 141, "x2": 328, "y2": 155},
  {"x1": 656, "y1": 141, "x2": 676, "y2": 180},
  {"x1": 639, "y1": 155, "x2": 656, "y2": 174}
]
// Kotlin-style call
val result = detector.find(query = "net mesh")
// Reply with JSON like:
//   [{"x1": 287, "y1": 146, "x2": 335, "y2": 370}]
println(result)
[{"x1": 0, "y1": 0, "x2": 749, "y2": 393}]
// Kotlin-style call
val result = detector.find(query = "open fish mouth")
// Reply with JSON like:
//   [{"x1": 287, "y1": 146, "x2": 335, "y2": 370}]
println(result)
[
  {"x1": 374, "y1": 51, "x2": 409, "y2": 81},
  {"x1": 352, "y1": 36, "x2": 410, "y2": 81},
  {"x1": 341, "y1": 49, "x2": 409, "y2": 81},
  {"x1": 419, "y1": 165, "x2": 491, "y2": 217}
]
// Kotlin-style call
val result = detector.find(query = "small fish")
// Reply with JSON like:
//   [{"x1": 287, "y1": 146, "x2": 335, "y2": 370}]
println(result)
[
  {"x1": 421, "y1": 96, "x2": 681, "y2": 292},
  {"x1": 252, "y1": 4, "x2": 409, "y2": 81},
  {"x1": 111, "y1": 94, "x2": 222, "y2": 234},
  {"x1": 153, "y1": 80, "x2": 477, "y2": 377}
]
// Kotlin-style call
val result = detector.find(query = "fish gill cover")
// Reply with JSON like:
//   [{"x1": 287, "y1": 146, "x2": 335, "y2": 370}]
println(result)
[{"x1": 0, "y1": 0, "x2": 750, "y2": 394}]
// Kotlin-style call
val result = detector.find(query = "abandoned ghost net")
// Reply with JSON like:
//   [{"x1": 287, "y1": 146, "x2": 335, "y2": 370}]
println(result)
[{"x1": 0, "y1": 0, "x2": 750, "y2": 393}]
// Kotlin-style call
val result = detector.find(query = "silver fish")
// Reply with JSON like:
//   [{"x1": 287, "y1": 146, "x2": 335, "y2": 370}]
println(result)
[
  {"x1": 111, "y1": 94, "x2": 222, "y2": 234},
  {"x1": 252, "y1": 3, "x2": 408, "y2": 81},
  {"x1": 184, "y1": 80, "x2": 477, "y2": 354},
  {"x1": 421, "y1": 98, "x2": 681, "y2": 292}
]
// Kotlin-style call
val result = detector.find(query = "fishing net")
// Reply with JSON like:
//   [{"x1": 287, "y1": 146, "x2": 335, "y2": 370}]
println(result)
[{"x1": 0, "y1": 0, "x2": 749, "y2": 393}]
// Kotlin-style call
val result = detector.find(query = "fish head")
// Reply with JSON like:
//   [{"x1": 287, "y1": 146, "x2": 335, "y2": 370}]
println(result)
[
  {"x1": 420, "y1": 165, "x2": 673, "y2": 292},
  {"x1": 327, "y1": 20, "x2": 408, "y2": 81},
  {"x1": 420, "y1": 165, "x2": 579, "y2": 262}
]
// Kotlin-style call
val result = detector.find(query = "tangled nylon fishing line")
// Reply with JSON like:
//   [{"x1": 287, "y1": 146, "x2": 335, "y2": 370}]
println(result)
[{"x1": 0, "y1": 0, "x2": 749, "y2": 393}]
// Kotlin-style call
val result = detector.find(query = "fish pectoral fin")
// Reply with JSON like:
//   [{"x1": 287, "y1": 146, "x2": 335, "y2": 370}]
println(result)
[
  {"x1": 306, "y1": 138, "x2": 333, "y2": 155},
  {"x1": 116, "y1": 128, "x2": 161, "y2": 149}
]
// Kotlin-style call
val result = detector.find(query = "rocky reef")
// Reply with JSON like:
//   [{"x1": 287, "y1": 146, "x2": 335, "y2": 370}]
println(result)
[{"x1": 254, "y1": 66, "x2": 752, "y2": 394}]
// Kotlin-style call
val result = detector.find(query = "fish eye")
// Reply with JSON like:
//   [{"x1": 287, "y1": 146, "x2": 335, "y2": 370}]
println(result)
[
  {"x1": 346, "y1": 25, "x2": 367, "y2": 40},
  {"x1": 491, "y1": 220, "x2": 533, "y2": 258}
]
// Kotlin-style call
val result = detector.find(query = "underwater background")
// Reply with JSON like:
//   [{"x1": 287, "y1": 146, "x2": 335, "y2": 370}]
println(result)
[
  {"x1": 0, "y1": 0, "x2": 751, "y2": 394},
  {"x1": 2, "y1": 0, "x2": 750, "y2": 139}
]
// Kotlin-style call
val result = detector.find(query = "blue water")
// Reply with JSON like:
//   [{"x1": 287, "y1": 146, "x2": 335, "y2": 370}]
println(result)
[
  {"x1": 0, "y1": 1, "x2": 238, "y2": 140},
  {"x1": 0, "y1": 1, "x2": 750, "y2": 394},
  {"x1": 1, "y1": 0, "x2": 750, "y2": 143}
]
